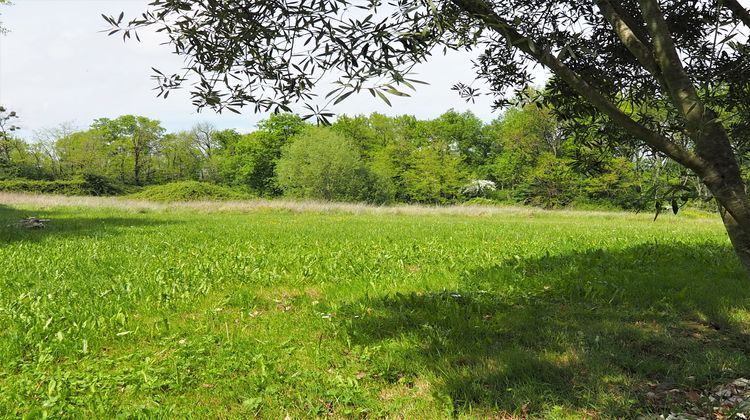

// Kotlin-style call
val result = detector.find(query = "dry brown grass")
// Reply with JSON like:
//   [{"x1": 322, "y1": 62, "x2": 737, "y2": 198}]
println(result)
[{"x1": 0, "y1": 191, "x2": 656, "y2": 219}]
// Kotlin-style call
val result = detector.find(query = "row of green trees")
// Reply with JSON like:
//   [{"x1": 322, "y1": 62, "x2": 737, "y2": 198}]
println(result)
[{"x1": 0, "y1": 105, "x2": 701, "y2": 208}]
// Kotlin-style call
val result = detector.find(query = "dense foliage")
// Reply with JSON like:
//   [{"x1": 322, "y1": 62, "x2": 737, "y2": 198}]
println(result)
[{"x1": 1, "y1": 105, "x2": 712, "y2": 208}]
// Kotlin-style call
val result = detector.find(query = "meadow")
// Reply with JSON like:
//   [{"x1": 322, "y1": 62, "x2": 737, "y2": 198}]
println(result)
[{"x1": 1, "y1": 193, "x2": 749, "y2": 418}]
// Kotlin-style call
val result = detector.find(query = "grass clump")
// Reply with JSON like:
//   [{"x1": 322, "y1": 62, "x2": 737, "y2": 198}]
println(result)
[{"x1": 128, "y1": 181, "x2": 251, "y2": 202}]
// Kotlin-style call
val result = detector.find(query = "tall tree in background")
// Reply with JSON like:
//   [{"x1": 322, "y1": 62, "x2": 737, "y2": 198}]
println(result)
[
  {"x1": 93, "y1": 116, "x2": 165, "y2": 185},
  {"x1": 218, "y1": 114, "x2": 305, "y2": 196},
  {"x1": 430, "y1": 110, "x2": 492, "y2": 169},
  {"x1": 276, "y1": 127, "x2": 380, "y2": 201},
  {"x1": 55, "y1": 129, "x2": 110, "y2": 177},
  {"x1": 159, "y1": 131, "x2": 202, "y2": 182},
  {"x1": 32, "y1": 123, "x2": 76, "y2": 179},
  {"x1": 190, "y1": 122, "x2": 218, "y2": 159},
  {"x1": 107, "y1": 0, "x2": 750, "y2": 272},
  {"x1": 189, "y1": 122, "x2": 221, "y2": 180},
  {"x1": 0, "y1": 106, "x2": 20, "y2": 177}
]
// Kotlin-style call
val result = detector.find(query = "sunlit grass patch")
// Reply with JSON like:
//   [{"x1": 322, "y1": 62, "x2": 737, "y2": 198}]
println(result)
[{"x1": 0, "y1": 197, "x2": 746, "y2": 417}]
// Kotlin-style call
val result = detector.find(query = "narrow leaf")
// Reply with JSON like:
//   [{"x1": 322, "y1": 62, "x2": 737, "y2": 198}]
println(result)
[
  {"x1": 376, "y1": 90, "x2": 392, "y2": 106},
  {"x1": 334, "y1": 90, "x2": 354, "y2": 105}
]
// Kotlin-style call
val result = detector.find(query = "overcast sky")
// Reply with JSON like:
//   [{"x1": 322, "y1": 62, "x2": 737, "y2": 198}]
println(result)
[{"x1": 0, "y1": 0, "x2": 540, "y2": 138}]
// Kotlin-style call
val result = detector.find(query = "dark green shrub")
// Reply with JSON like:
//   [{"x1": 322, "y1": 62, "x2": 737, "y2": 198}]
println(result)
[
  {"x1": 488, "y1": 189, "x2": 518, "y2": 204},
  {"x1": 80, "y1": 173, "x2": 127, "y2": 196},
  {"x1": 0, "y1": 179, "x2": 87, "y2": 195},
  {"x1": 0, "y1": 175, "x2": 128, "y2": 196}
]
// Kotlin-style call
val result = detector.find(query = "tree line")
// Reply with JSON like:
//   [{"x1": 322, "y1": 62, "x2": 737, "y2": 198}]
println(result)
[{"x1": 0, "y1": 104, "x2": 706, "y2": 209}]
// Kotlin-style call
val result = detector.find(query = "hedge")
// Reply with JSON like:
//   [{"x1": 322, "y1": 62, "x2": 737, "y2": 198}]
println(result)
[{"x1": 0, "y1": 174, "x2": 125, "y2": 196}]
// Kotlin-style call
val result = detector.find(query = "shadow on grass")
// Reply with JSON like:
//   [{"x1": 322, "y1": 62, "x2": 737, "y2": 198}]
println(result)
[
  {"x1": 341, "y1": 242, "x2": 750, "y2": 416},
  {"x1": 0, "y1": 204, "x2": 177, "y2": 244}
]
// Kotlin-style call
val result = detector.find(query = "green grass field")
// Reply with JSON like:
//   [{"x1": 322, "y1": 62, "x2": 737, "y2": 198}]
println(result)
[{"x1": 1, "y1": 194, "x2": 749, "y2": 418}]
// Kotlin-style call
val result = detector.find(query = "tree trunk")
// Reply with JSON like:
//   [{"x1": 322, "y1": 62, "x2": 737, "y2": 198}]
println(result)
[
  {"x1": 133, "y1": 149, "x2": 141, "y2": 186},
  {"x1": 719, "y1": 205, "x2": 750, "y2": 274},
  {"x1": 715, "y1": 193, "x2": 750, "y2": 275},
  {"x1": 697, "y1": 124, "x2": 750, "y2": 275}
]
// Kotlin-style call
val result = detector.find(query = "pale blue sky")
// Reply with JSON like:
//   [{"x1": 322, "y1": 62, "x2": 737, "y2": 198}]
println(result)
[{"x1": 0, "y1": 0, "x2": 534, "y2": 138}]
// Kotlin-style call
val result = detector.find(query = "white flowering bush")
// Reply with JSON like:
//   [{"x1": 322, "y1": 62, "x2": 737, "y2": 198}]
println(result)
[{"x1": 462, "y1": 179, "x2": 497, "y2": 198}]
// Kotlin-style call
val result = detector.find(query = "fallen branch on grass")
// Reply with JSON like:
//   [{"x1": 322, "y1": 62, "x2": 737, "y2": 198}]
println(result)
[{"x1": 16, "y1": 217, "x2": 51, "y2": 229}]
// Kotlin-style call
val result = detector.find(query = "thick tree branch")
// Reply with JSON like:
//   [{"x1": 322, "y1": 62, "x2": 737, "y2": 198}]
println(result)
[
  {"x1": 639, "y1": 0, "x2": 750, "y2": 229},
  {"x1": 638, "y1": 0, "x2": 706, "y2": 134},
  {"x1": 450, "y1": 0, "x2": 705, "y2": 172},
  {"x1": 594, "y1": 0, "x2": 661, "y2": 77},
  {"x1": 725, "y1": 0, "x2": 750, "y2": 28},
  {"x1": 607, "y1": 2, "x2": 652, "y2": 44},
  {"x1": 456, "y1": 0, "x2": 750, "y2": 230}
]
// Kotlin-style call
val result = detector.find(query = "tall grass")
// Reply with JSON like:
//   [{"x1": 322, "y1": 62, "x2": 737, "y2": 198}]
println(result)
[{"x1": 0, "y1": 191, "x2": 714, "y2": 218}]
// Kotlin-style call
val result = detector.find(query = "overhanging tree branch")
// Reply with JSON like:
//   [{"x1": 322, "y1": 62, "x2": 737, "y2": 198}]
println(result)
[
  {"x1": 639, "y1": 0, "x2": 750, "y2": 229},
  {"x1": 450, "y1": 0, "x2": 705, "y2": 172},
  {"x1": 638, "y1": 0, "x2": 707, "y2": 134}
]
